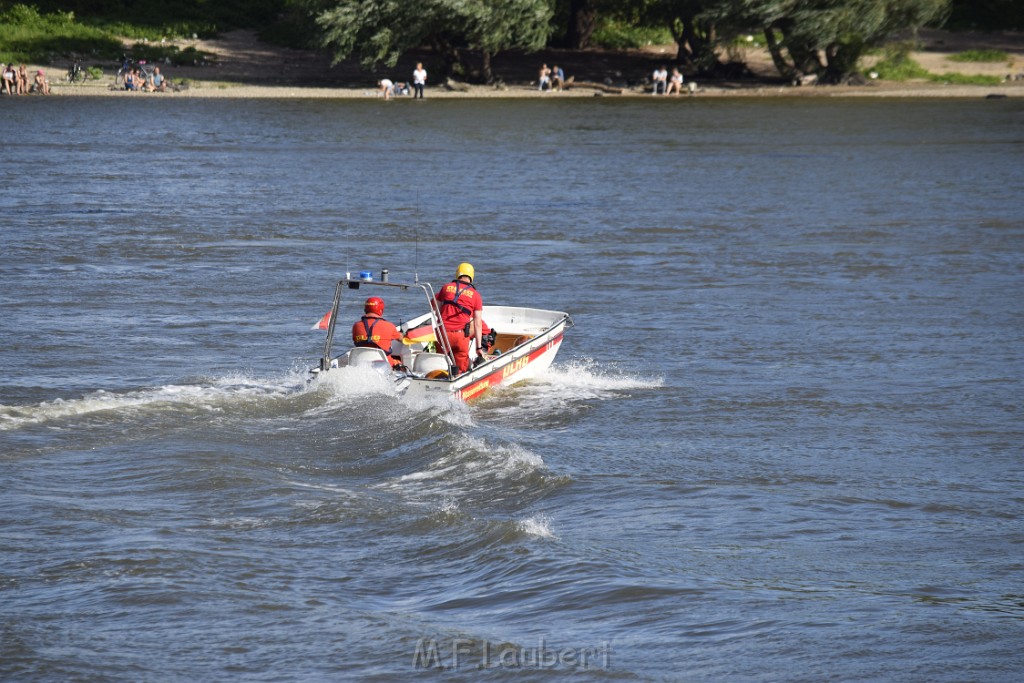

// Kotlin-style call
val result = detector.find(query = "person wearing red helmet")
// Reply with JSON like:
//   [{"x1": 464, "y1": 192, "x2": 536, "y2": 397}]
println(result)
[
  {"x1": 352, "y1": 296, "x2": 403, "y2": 367},
  {"x1": 435, "y1": 262, "x2": 484, "y2": 374}
]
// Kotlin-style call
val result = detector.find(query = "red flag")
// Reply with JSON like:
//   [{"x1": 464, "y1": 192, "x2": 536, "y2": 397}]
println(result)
[{"x1": 312, "y1": 311, "x2": 332, "y2": 331}]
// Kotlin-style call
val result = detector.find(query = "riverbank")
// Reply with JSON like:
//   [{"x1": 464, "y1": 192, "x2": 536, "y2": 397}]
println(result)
[
  {"x1": 27, "y1": 27, "x2": 1024, "y2": 99},
  {"x1": 43, "y1": 79, "x2": 1024, "y2": 99}
]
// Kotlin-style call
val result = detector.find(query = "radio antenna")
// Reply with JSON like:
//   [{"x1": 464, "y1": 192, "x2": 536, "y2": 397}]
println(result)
[{"x1": 414, "y1": 191, "x2": 421, "y2": 284}]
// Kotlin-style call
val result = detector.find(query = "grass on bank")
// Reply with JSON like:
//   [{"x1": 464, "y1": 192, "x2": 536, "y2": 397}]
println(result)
[
  {"x1": 949, "y1": 48, "x2": 1009, "y2": 62},
  {"x1": 0, "y1": 3, "x2": 215, "y2": 66},
  {"x1": 591, "y1": 18, "x2": 674, "y2": 50},
  {"x1": 870, "y1": 42, "x2": 1004, "y2": 85}
]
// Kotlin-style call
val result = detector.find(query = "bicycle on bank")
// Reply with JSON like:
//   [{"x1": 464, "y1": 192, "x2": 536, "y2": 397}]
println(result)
[{"x1": 66, "y1": 58, "x2": 90, "y2": 84}]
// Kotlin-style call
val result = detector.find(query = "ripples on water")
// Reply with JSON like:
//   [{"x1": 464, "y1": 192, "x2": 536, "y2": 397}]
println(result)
[{"x1": 2, "y1": 97, "x2": 1023, "y2": 681}]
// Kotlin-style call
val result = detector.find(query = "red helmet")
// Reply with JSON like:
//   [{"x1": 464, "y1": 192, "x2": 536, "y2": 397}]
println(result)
[{"x1": 364, "y1": 296, "x2": 385, "y2": 316}]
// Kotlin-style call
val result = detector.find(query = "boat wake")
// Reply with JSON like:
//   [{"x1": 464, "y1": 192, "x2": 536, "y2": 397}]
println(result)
[
  {"x1": 1, "y1": 356, "x2": 662, "y2": 435},
  {"x1": 468, "y1": 357, "x2": 665, "y2": 426},
  {"x1": 1, "y1": 354, "x2": 663, "y2": 439},
  {"x1": 527, "y1": 356, "x2": 665, "y2": 396},
  {"x1": 0, "y1": 371, "x2": 311, "y2": 433}
]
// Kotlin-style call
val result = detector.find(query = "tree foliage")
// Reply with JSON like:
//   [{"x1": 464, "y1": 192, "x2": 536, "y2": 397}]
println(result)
[
  {"x1": 639, "y1": 1, "x2": 719, "y2": 69},
  {"x1": 304, "y1": 0, "x2": 554, "y2": 81},
  {"x1": 704, "y1": 0, "x2": 951, "y2": 81}
]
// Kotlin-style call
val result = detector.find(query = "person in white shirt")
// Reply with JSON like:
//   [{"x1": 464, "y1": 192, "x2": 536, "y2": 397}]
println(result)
[
  {"x1": 652, "y1": 66, "x2": 668, "y2": 95},
  {"x1": 666, "y1": 67, "x2": 683, "y2": 95},
  {"x1": 413, "y1": 63, "x2": 427, "y2": 99},
  {"x1": 378, "y1": 78, "x2": 394, "y2": 100}
]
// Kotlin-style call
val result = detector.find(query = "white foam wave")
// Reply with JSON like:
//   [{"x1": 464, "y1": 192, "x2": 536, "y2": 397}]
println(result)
[
  {"x1": 207, "y1": 516, "x2": 269, "y2": 530},
  {"x1": 311, "y1": 364, "x2": 399, "y2": 399},
  {"x1": 0, "y1": 371, "x2": 309, "y2": 431},
  {"x1": 538, "y1": 357, "x2": 665, "y2": 394},
  {"x1": 473, "y1": 358, "x2": 664, "y2": 416},
  {"x1": 390, "y1": 433, "x2": 545, "y2": 492},
  {"x1": 517, "y1": 515, "x2": 556, "y2": 539}
]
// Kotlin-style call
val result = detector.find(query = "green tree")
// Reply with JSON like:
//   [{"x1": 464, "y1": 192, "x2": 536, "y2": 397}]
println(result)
[
  {"x1": 646, "y1": 1, "x2": 718, "y2": 69},
  {"x1": 709, "y1": 0, "x2": 951, "y2": 82},
  {"x1": 307, "y1": 0, "x2": 554, "y2": 82}
]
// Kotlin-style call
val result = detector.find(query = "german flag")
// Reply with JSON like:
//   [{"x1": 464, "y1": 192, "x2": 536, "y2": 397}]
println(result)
[{"x1": 403, "y1": 324, "x2": 436, "y2": 345}]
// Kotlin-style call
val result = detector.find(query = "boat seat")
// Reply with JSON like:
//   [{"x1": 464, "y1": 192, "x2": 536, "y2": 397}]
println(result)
[
  {"x1": 413, "y1": 352, "x2": 450, "y2": 376},
  {"x1": 493, "y1": 332, "x2": 532, "y2": 353},
  {"x1": 347, "y1": 347, "x2": 389, "y2": 367}
]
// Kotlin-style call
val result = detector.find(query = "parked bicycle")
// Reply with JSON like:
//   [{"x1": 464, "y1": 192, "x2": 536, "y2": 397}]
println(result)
[
  {"x1": 66, "y1": 58, "x2": 89, "y2": 84},
  {"x1": 114, "y1": 55, "x2": 151, "y2": 87}
]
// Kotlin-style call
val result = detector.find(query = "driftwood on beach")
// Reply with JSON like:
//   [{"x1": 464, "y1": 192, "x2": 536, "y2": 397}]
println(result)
[
  {"x1": 562, "y1": 77, "x2": 623, "y2": 94},
  {"x1": 444, "y1": 78, "x2": 472, "y2": 92}
]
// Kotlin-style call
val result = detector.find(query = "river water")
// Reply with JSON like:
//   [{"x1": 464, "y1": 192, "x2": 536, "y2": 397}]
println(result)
[{"x1": 2, "y1": 95, "x2": 1022, "y2": 681}]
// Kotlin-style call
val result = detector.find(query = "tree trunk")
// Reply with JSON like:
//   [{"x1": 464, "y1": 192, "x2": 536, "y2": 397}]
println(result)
[
  {"x1": 481, "y1": 50, "x2": 493, "y2": 84},
  {"x1": 566, "y1": 0, "x2": 596, "y2": 50},
  {"x1": 763, "y1": 26, "x2": 794, "y2": 79},
  {"x1": 671, "y1": 18, "x2": 690, "y2": 63},
  {"x1": 683, "y1": 19, "x2": 719, "y2": 75},
  {"x1": 431, "y1": 37, "x2": 460, "y2": 79}
]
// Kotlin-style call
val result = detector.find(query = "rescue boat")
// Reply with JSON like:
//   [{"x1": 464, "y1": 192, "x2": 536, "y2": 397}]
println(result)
[{"x1": 310, "y1": 274, "x2": 573, "y2": 401}]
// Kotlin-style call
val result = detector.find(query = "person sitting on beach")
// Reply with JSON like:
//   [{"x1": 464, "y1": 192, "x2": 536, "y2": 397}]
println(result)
[
  {"x1": 666, "y1": 67, "x2": 683, "y2": 95},
  {"x1": 538, "y1": 64, "x2": 551, "y2": 91},
  {"x1": 652, "y1": 66, "x2": 668, "y2": 95},
  {"x1": 33, "y1": 70, "x2": 50, "y2": 95},
  {"x1": 124, "y1": 69, "x2": 139, "y2": 91},
  {"x1": 551, "y1": 64, "x2": 565, "y2": 91},
  {"x1": 145, "y1": 66, "x2": 167, "y2": 92},
  {"x1": 2, "y1": 64, "x2": 15, "y2": 95},
  {"x1": 378, "y1": 78, "x2": 394, "y2": 100}
]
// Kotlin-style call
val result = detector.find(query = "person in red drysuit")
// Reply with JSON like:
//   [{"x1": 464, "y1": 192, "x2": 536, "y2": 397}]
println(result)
[
  {"x1": 434, "y1": 262, "x2": 484, "y2": 374},
  {"x1": 352, "y1": 296, "x2": 403, "y2": 367}
]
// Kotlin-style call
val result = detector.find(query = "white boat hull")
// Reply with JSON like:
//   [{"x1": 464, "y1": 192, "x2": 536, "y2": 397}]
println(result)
[
  {"x1": 313, "y1": 278, "x2": 572, "y2": 402},
  {"x1": 402, "y1": 306, "x2": 569, "y2": 401}
]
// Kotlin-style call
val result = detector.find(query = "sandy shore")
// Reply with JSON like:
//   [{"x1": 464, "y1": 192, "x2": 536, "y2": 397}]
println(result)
[
  {"x1": 24, "y1": 27, "x2": 1024, "y2": 100},
  {"x1": 42, "y1": 79, "x2": 1024, "y2": 99}
]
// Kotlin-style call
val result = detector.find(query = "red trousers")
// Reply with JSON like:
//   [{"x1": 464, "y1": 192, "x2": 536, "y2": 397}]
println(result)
[{"x1": 443, "y1": 328, "x2": 472, "y2": 374}]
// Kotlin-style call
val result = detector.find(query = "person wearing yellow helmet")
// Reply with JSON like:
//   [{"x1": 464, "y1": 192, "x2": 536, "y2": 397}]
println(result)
[
  {"x1": 352, "y1": 296, "x2": 403, "y2": 367},
  {"x1": 435, "y1": 262, "x2": 484, "y2": 374}
]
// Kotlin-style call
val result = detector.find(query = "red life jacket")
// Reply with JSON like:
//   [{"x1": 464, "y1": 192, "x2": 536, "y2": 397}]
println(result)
[
  {"x1": 437, "y1": 281, "x2": 479, "y2": 330},
  {"x1": 354, "y1": 316, "x2": 394, "y2": 351}
]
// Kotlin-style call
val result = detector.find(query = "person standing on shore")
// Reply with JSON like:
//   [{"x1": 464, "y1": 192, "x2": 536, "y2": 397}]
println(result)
[
  {"x1": 17, "y1": 64, "x2": 28, "y2": 95},
  {"x1": 413, "y1": 62, "x2": 427, "y2": 99},
  {"x1": 435, "y1": 263, "x2": 484, "y2": 374}
]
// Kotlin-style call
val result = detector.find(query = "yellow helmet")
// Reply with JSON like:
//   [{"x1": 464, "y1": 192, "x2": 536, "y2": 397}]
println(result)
[{"x1": 456, "y1": 262, "x2": 475, "y2": 282}]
